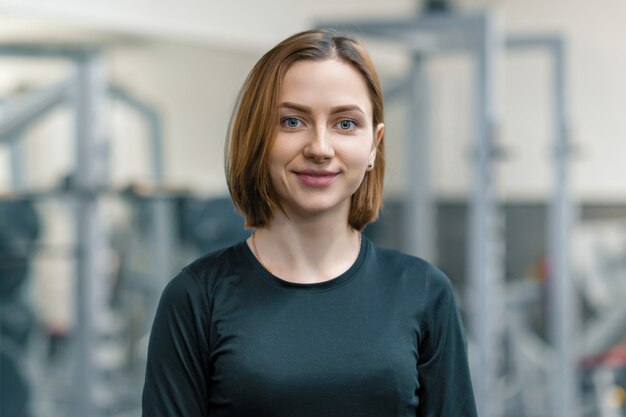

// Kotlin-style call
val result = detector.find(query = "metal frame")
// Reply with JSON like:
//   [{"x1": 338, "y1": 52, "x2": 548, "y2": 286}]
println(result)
[
  {"x1": 0, "y1": 76, "x2": 72, "y2": 141},
  {"x1": 8, "y1": 132, "x2": 26, "y2": 190},
  {"x1": 0, "y1": 45, "x2": 110, "y2": 417},
  {"x1": 0, "y1": 44, "x2": 165, "y2": 417},
  {"x1": 0, "y1": 82, "x2": 164, "y2": 187},
  {"x1": 0, "y1": 43, "x2": 171, "y2": 417},
  {"x1": 72, "y1": 49, "x2": 110, "y2": 417},
  {"x1": 405, "y1": 54, "x2": 435, "y2": 262},
  {"x1": 319, "y1": 12, "x2": 505, "y2": 417},
  {"x1": 109, "y1": 85, "x2": 165, "y2": 183},
  {"x1": 319, "y1": 13, "x2": 575, "y2": 417},
  {"x1": 506, "y1": 35, "x2": 576, "y2": 417}
]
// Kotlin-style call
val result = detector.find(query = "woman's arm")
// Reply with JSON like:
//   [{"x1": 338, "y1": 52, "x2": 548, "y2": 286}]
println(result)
[
  {"x1": 416, "y1": 265, "x2": 477, "y2": 417},
  {"x1": 142, "y1": 269, "x2": 211, "y2": 417}
]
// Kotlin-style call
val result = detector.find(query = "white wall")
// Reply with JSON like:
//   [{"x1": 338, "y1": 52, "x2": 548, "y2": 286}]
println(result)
[
  {"x1": 0, "y1": 0, "x2": 415, "y2": 50},
  {"x1": 108, "y1": 42, "x2": 258, "y2": 194},
  {"x1": 502, "y1": 0, "x2": 626, "y2": 201}
]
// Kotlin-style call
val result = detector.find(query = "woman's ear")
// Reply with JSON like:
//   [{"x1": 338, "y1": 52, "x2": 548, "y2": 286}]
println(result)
[
  {"x1": 369, "y1": 123, "x2": 384, "y2": 164},
  {"x1": 375, "y1": 123, "x2": 384, "y2": 146}
]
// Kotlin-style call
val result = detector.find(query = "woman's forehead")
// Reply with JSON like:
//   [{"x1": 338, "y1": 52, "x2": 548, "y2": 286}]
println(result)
[{"x1": 278, "y1": 59, "x2": 372, "y2": 115}]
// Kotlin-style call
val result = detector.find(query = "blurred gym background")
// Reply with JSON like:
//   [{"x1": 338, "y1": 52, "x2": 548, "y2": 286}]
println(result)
[{"x1": 1, "y1": 0, "x2": 626, "y2": 416}]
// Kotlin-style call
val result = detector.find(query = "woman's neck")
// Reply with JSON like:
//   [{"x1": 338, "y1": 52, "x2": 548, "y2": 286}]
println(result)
[{"x1": 249, "y1": 212, "x2": 361, "y2": 284}]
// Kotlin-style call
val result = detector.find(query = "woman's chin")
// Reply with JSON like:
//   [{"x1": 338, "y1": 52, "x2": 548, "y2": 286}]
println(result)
[{"x1": 280, "y1": 199, "x2": 350, "y2": 220}]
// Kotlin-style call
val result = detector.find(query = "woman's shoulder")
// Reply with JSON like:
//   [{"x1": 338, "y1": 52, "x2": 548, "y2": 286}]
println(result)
[
  {"x1": 369, "y1": 241, "x2": 428, "y2": 272},
  {"x1": 368, "y1": 243, "x2": 459, "y2": 322},
  {"x1": 368, "y1": 240, "x2": 453, "y2": 290},
  {"x1": 183, "y1": 241, "x2": 245, "y2": 277}
]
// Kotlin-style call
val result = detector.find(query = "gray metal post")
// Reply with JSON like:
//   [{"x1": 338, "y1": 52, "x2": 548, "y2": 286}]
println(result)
[
  {"x1": 109, "y1": 85, "x2": 165, "y2": 183},
  {"x1": 0, "y1": 78, "x2": 70, "y2": 142},
  {"x1": 150, "y1": 195, "x2": 177, "y2": 295},
  {"x1": 9, "y1": 131, "x2": 26, "y2": 190},
  {"x1": 467, "y1": 13, "x2": 504, "y2": 417},
  {"x1": 505, "y1": 35, "x2": 576, "y2": 417},
  {"x1": 405, "y1": 54, "x2": 435, "y2": 261},
  {"x1": 71, "y1": 51, "x2": 110, "y2": 417},
  {"x1": 318, "y1": 12, "x2": 506, "y2": 415},
  {"x1": 549, "y1": 38, "x2": 576, "y2": 417}
]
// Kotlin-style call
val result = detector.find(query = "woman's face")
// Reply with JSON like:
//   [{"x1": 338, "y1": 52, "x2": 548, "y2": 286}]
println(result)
[{"x1": 268, "y1": 58, "x2": 384, "y2": 221}]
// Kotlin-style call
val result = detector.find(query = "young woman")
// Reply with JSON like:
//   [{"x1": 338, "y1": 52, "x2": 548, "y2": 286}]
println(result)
[{"x1": 142, "y1": 29, "x2": 477, "y2": 417}]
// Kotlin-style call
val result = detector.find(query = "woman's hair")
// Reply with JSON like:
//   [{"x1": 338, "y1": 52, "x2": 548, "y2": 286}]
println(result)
[{"x1": 226, "y1": 29, "x2": 385, "y2": 231}]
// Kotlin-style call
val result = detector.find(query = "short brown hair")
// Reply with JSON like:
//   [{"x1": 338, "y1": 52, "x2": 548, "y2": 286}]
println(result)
[{"x1": 226, "y1": 29, "x2": 385, "y2": 231}]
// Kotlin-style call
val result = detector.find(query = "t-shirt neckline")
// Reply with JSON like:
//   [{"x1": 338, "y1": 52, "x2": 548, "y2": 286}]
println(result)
[{"x1": 238, "y1": 234, "x2": 369, "y2": 292}]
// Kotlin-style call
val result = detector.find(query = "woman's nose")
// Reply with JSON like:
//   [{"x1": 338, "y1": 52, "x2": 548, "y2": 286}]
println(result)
[{"x1": 303, "y1": 127, "x2": 335, "y2": 161}]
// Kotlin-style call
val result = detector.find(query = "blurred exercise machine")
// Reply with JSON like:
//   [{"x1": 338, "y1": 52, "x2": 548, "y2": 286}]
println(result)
[
  {"x1": 0, "y1": 200, "x2": 39, "y2": 417},
  {"x1": 0, "y1": 44, "x2": 168, "y2": 417},
  {"x1": 319, "y1": 2, "x2": 576, "y2": 417},
  {"x1": 0, "y1": 43, "x2": 252, "y2": 417}
]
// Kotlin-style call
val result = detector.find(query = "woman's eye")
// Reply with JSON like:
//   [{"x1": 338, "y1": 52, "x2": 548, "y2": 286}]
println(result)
[
  {"x1": 281, "y1": 117, "x2": 302, "y2": 128},
  {"x1": 337, "y1": 119, "x2": 357, "y2": 131}
]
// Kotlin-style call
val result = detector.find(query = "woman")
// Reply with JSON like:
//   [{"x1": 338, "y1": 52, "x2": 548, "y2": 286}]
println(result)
[{"x1": 142, "y1": 29, "x2": 477, "y2": 417}]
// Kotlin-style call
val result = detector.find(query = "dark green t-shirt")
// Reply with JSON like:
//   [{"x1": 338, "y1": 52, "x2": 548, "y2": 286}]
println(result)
[{"x1": 142, "y1": 236, "x2": 477, "y2": 416}]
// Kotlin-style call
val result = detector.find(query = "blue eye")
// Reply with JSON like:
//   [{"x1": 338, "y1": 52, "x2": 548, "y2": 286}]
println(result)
[
  {"x1": 282, "y1": 117, "x2": 302, "y2": 128},
  {"x1": 337, "y1": 119, "x2": 357, "y2": 131}
]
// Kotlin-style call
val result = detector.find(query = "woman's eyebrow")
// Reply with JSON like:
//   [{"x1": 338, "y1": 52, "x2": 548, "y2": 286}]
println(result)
[
  {"x1": 329, "y1": 105, "x2": 365, "y2": 116},
  {"x1": 279, "y1": 102, "x2": 311, "y2": 113},
  {"x1": 279, "y1": 102, "x2": 365, "y2": 116}
]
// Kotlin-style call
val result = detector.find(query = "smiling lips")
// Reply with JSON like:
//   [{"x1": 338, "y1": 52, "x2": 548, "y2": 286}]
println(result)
[{"x1": 294, "y1": 170, "x2": 339, "y2": 187}]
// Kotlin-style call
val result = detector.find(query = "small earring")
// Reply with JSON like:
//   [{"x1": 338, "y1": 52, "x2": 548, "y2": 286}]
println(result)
[{"x1": 367, "y1": 163, "x2": 374, "y2": 169}]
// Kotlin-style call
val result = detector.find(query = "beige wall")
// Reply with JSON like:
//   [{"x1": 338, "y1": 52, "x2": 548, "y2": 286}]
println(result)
[{"x1": 108, "y1": 42, "x2": 258, "y2": 194}]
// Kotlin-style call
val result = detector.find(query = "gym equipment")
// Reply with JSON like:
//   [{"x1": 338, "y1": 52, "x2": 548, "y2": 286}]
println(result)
[
  {"x1": 0, "y1": 199, "x2": 40, "y2": 296},
  {"x1": 0, "y1": 198, "x2": 39, "y2": 417},
  {"x1": 318, "y1": 7, "x2": 574, "y2": 417},
  {"x1": 0, "y1": 43, "x2": 167, "y2": 417},
  {"x1": 180, "y1": 196, "x2": 249, "y2": 254}
]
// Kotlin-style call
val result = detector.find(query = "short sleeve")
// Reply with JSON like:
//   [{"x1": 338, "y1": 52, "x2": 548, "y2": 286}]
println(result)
[
  {"x1": 416, "y1": 265, "x2": 477, "y2": 417},
  {"x1": 142, "y1": 269, "x2": 211, "y2": 417}
]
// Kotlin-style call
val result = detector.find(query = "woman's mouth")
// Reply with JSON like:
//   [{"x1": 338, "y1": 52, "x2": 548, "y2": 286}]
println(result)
[{"x1": 294, "y1": 170, "x2": 338, "y2": 187}]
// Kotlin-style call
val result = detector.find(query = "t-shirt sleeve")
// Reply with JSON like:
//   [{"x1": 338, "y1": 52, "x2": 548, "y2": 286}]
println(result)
[
  {"x1": 142, "y1": 269, "x2": 211, "y2": 417},
  {"x1": 416, "y1": 265, "x2": 477, "y2": 417}
]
